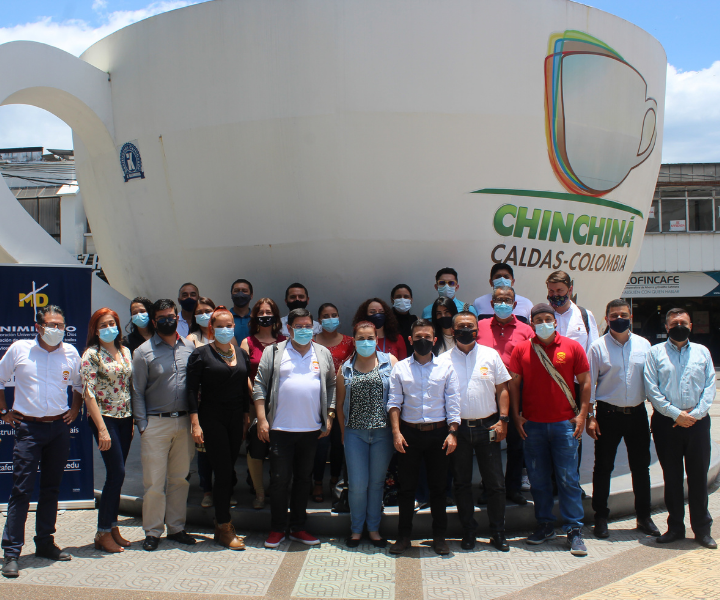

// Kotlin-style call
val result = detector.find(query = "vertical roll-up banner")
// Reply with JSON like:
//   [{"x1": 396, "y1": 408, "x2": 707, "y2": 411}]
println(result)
[{"x1": 0, "y1": 264, "x2": 94, "y2": 510}]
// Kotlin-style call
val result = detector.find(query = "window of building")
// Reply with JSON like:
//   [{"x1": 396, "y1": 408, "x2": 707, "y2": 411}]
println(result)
[
  {"x1": 660, "y1": 194, "x2": 687, "y2": 233},
  {"x1": 688, "y1": 198, "x2": 713, "y2": 231},
  {"x1": 645, "y1": 187, "x2": 719, "y2": 233}
]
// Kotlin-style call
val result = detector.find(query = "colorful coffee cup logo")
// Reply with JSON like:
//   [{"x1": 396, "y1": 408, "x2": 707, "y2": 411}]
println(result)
[{"x1": 545, "y1": 31, "x2": 657, "y2": 197}]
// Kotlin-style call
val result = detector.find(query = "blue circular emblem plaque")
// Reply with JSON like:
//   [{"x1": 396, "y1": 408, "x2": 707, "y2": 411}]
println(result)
[{"x1": 120, "y1": 142, "x2": 145, "y2": 182}]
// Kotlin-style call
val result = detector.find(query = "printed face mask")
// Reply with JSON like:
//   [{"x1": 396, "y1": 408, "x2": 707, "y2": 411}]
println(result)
[
  {"x1": 453, "y1": 329, "x2": 477, "y2": 345},
  {"x1": 256, "y1": 315, "x2": 275, "y2": 328},
  {"x1": 156, "y1": 317, "x2": 178, "y2": 336},
  {"x1": 547, "y1": 293, "x2": 569, "y2": 308}
]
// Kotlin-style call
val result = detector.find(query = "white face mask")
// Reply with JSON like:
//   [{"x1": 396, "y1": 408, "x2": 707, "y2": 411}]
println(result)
[{"x1": 40, "y1": 325, "x2": 65, "y2": 346}]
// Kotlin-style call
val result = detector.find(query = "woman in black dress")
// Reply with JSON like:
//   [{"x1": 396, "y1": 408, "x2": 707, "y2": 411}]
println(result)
[{"x1": 187, "y1": 306, "x2": 251, "y2": 550}]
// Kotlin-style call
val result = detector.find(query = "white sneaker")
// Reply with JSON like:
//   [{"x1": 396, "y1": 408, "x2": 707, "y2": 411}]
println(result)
[
  {"x1": 521, "y1": 473, "x2": 531, "y2": 492},
  {"x1": 201, "y1": 493, "x2": 213, "y2": 508}
]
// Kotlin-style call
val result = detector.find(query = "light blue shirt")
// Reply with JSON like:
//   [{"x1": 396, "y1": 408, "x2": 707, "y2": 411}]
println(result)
[
  {"x1": 643, "y1": 340, "x2": 716, "y2": 420},
  {"x1": 422, "y1": 297, "x2": 478, "y2": 319},
  {"x1": 387, "y1": 354, "x2": 461, "y2": 424},
  {"x1": 589, "y1": 332, "x2": 651, "y2": 407}
]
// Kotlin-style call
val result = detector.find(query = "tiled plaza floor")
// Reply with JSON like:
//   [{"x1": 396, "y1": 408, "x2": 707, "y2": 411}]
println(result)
[{"x1": 1, "y1": 484, "x2": 718, "y2": 600}]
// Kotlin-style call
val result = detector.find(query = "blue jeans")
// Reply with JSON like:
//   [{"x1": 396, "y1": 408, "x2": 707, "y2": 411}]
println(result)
[
  {"x1": 1, "y1": 420, "x2": 70, "y2": 558},
  {"x1": 89, "y1": 416, "x2": 133, "y2": 532},
  {"x1": 344, "y1": 427, "x2": 394, "y2": 534},
  {"x1": 523, "y1": 420, "x2": 583, "y2": 532}
]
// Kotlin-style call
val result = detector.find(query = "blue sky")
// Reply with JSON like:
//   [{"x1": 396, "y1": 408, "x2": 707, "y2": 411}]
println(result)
[{"x1": 0, "y1": 0, "x2": 718, "y2": 162}]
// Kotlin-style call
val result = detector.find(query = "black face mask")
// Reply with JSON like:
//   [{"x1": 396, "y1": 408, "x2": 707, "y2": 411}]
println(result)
[
  {"x1": 668, "y1": 325, "x2": 690, "y2": 342},
  {"x1": 437, "y1": 316, "x2": 453, "y2": 329},
  {"x1": 179, "y1": 298, "x2": 197, "y2": 312},
  {"x1": 287, "y1": 300, "x2": 308, "y2": 311},
  {"x1": 232, "y1": 292, "x2": 251, "y2": 308},
  {"x1": 156, "y1": 317, "x2": 178, "y2": 336},
  {"x1": 453, "y1": 329, "x2": 477, "y2": 345},
  {"x1": 367, "y1": 313, "x2": 387, "y2": 329},
  {"x1": 412, "y1": 337, "x2": 434, "y2": 356},
  {"x1": 256, "y1": 315, "x2": 275, "y2": 328},
  {"x1": 608, "y1": 318, "x2": 631, "y2": 333}
]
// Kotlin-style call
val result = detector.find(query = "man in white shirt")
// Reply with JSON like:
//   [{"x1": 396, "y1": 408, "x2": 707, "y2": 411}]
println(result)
[
  {"x1": 0, "y1": 306, "x2": 83, "y2": 578},
  {"x1": 254, "y1": 309, "x2": 336, "y2": 548},
  {"x1": 438, "y1": 311, "x2": 511, "y2": 552},
  {"x1": 279, "y1": 283, "x2": 322, "y2": 336},
  {"x1": 546, "y1": 270, "x2": 599, "y2": 354},
  {"x1": 473, "y1": 262, "x2": 534, "y2": 323},
  {"x1": 387, "y1": 319, "x2": 461, "y2": 556},
  {"x1": 586, "y1": 299, "x2": 659, "y2": 540}
]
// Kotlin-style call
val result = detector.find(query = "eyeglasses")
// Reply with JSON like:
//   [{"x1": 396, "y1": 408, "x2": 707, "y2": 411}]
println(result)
[
  {"x1": 292, "y1": 325, "x2": 313, "y2": 330},
  {"x1": 41, "y1": 323, "x2": 66, "y2": 330},
  {"x1": 157, "y1": 317, "x2": 177, "y2": 325},
  {"x1": 437, "y1": 280, "x2": 457, "y2": 287}
]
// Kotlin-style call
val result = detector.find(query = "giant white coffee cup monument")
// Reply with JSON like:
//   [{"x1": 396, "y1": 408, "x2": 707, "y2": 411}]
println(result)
[{"x1": 0, "y1": 0, "x2": 666, "y2": 317}]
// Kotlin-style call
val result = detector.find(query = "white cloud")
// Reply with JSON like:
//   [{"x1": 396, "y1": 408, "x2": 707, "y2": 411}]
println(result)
[
  {"x1": 0, "y1": 1, "x2": 205, "y2": 151},
  {"x1": 662, "y1": 62, "x2": 720, "y2": 163}
]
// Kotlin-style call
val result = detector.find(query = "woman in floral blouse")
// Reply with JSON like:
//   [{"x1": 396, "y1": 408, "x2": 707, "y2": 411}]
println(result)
[{"x1": 81, "y1": 308, "x2": 133, "y2": 553}]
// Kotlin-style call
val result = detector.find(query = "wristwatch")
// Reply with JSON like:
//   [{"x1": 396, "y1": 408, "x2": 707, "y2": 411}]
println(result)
[
  {"x1": 327, "y1": 410, "x2": 336, "y2": 420},
  {"x1": 498, "y1": 415, "x2": 510, "y2": 423},
  {"x1": 448, "y1": 429, "x2": 458, "y2": 437},
  {"x1": 0, "y1": 408, "x2": 8, "y2": 416},
  {"x1": 587, "y1": 411, "x2": 595, "y2": 418}
]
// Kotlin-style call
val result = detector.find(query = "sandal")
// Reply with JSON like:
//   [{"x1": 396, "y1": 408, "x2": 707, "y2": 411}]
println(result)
[{"x1": 312, "y1": 482, "x2": 324, "y2": 503}]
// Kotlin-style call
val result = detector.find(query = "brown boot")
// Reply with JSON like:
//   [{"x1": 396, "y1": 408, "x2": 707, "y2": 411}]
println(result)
[
  {"x1": 111, "y1": 527, "x2": 131, "y2": 547},
  {"x1": 214, "y1": 521, "x2": 245, "y2": 550},
  {"x1": 94, "y1": 531, "x2": 124, "y2": 553}
]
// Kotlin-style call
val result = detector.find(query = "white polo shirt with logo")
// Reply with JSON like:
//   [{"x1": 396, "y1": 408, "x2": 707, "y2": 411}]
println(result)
[
  {"x1": 272, "y1": 343, "x2": 323, "y2": 431},
  {"x1": 438, "y1": 343, "x2": 511, "y2": 419}
]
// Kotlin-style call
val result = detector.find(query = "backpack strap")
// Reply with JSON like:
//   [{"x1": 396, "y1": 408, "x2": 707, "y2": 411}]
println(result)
[{"x1": 579, "y1": 306, "x2": 590, "y2": 335}]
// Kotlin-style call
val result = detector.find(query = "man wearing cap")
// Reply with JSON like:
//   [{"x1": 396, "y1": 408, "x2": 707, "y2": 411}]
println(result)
[
  {"x1": 508, "y1": 303, "x2": 592, "y2": 556},
  {"x1": 473, "y1": 263, "x2": 534, "y2": 324}
]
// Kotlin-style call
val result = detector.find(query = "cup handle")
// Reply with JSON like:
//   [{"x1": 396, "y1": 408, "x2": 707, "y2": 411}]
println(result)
[{"x1": 635, "y1": 97, "x2": 657, "y2": 165}]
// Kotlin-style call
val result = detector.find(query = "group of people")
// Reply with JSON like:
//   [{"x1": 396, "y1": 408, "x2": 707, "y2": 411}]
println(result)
[{"x1": 0, "y1": 265, "x2": 715, "y2": 578}]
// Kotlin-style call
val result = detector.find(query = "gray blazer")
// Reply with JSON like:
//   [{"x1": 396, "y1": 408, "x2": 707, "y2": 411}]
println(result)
[{"x1": 252, "y1": 340, "x2": 336, "y2": 431}]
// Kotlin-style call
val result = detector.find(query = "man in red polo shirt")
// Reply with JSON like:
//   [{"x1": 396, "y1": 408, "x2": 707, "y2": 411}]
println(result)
[
  {"x1": 508, "y1": 303, "x2": 591, "y2": 556},
  {"x1": 477, "y1": 285, "x2": 534, "y2": 505}
]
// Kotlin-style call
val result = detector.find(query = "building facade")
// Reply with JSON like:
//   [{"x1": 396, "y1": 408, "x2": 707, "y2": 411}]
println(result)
[{"x1": 622, "y1": 163, "x2": 720, "y2": 361}]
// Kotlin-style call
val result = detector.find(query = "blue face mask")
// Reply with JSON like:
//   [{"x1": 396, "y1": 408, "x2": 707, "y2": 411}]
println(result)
[
  {"x1": 493, "y1": 277, "x2": 512, "y2": 288},
  {"x1": 214, "y1": 327, "x2": 235, "y2": 344},
  {"x1": 292, "y1": 327, "x2": 314, "y2": 345},
  {"x1": 195, "y1": 313, "x2": 212, "y2": 327},
  {"x1": 534, "y1": 322, "x2": 556, "y2": 339},
  {"x1": 98, "y1": 326, "x2": 119, "y2": 343},
  {"x1": 493, "y1": 302, "x2": 514, "y2": 319},
  {"x1": 132, "y1": 312, "x2": 150, "y2": 327},
  {"x1": 355, "y1": 339, "x2": 377, "y2": 357},
  {"x1": 393, "y1": 298, "x2": 412, "y2": 313},
  {"x1": 321, "y1": 318, "x2": 340, "y2": 332},
  {"x1": 437, "y1": 285, "x2": 456, "y2": 299}
]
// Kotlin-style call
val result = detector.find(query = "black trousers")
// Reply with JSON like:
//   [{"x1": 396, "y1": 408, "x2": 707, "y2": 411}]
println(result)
[
  {"x1": 268, "y1": 429, "x2": 319, "y2": 533},
  {"x1": 1, "y1": 420, "x2": 70, "y2": 558},
  {"x1": 505, "y1": 421, "x2": 524, "y2": 493},
  {"x1": 591, "y1": 403, "x2": 651, "y2": 520},
  {"x1": 652, "y1": 411, "x2": 712, "y2": 536},
  {"x1": 397, "y1": 423, "x2": 449, "y2": 538},
  {"x1": 452, "y1": 422, "x2": 505, "y2": 535},
  {"x1": 199, "y1": 404, "x2": 245, "y2": 524}
]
